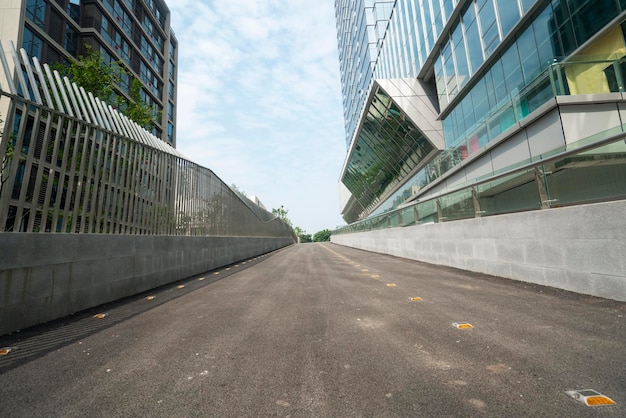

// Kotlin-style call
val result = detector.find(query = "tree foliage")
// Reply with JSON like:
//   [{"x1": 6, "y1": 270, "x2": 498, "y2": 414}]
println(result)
[
  {"x1": 313, "y1": 229, "x2": 332, "y2": 242},
  {"x1": 299, "y1": 233, "x2": 312, "y2": 243},
  {"x1": 54, "y1": 45, "x2": 120, "y2": 105},
  {"x1": 54, "y1": 45, "x2": 156, "y2": 129},
  {"x1": 293, "y1": 226, "x2": 312, "y2": 243},
  {"x1": 271, "y1": 205, "x2": 292, "y2": 227},
  {"x1": 125, "y1": 77, "x2": 157, "y2": 129}
]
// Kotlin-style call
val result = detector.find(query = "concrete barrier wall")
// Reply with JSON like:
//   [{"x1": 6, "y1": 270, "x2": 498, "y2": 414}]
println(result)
[
  {"x1": 0, "y1": 234, "x2": 294, "y2": 335},
  {"x1": 332, "y1": 200, "x2": 626, "y2": 302}
]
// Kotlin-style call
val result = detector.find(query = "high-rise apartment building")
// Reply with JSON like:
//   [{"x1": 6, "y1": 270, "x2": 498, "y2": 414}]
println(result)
[
  {"x1": 335, "y1": 0, "x2": 626, "y2": 224},
  {"x1": 0, "y1": 0, "x2": 177, "y2": 146}
]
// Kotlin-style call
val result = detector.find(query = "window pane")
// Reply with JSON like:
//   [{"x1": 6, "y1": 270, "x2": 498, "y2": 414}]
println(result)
[
  {"x1": 496, "y1": 0, "x2": 520, "y2": 37},
  {"x1": 502, "y1": 44, "x2": 523, "y2": 92},
  {"x1": 533, "y1": 6, "x2": 558, "y2": 69},
  {"x1": 466, "y1": 20, "x2": 483, "y2": 73},
  {"x1": 571, "y1": 0, "x2": 617, "y2": 45},
  {"x1": 490, "y1": 60, "x2": 508, "y2": 102},
  {"x1": 452, "y1": 25, "x2": 470, "y2": 90},
  {"x1": 521, "y1": 0, "x2": 537, "y2": 12},
  {"x1": 26, "y1": 0, "x2": 46, "y2": 29},
  {"x1": 517, "y1": 28, "x2": 541, "y2": 83}
]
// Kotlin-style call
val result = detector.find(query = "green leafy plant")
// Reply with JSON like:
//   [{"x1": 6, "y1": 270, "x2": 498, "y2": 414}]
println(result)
[{"x1": 53, "y1": 45, "x2": 157, "y2": 129}]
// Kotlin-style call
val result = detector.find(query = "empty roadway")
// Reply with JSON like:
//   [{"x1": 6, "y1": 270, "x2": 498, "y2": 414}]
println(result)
[{"x1": 0, "y1": 243, "x2": 624, "y2": 417}]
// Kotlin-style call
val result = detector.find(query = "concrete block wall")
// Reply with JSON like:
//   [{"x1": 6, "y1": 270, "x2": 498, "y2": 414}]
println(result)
[
  {"x1": 332, "y1": 200, "x2": 626, "y2": 302},
  {"x1": 0, "y1": 234, "x2": 294, "y2": 335}
]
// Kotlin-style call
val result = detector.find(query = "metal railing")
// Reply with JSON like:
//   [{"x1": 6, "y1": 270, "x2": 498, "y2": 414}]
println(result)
[
  {"x1": 335, "y1": 124, "x2": 626, "y2": 234},
  {"x1": 0, "y1": 43, "x2": 294, "y2": 239}
]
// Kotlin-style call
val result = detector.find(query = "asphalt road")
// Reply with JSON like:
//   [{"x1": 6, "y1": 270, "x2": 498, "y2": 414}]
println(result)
[{"x1": 0, "y1": 243, "x2": 624, "y2": 417}]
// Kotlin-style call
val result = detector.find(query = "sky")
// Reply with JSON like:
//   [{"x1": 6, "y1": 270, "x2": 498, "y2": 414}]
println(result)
[{"x1": 168, "y1": 0, "x2": 348, "y2": 235}]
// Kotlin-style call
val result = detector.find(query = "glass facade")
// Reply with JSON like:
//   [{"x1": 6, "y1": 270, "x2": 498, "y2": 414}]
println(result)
[
  {"x1": 336, "y1": 0, "x2": 626, "y2": 224},
  {"x1": 342, "y1": 86, "x2": 435, "y2": 215},
  {"x1": 335, "y1": 0, "x2": 395, "y2": 147}
]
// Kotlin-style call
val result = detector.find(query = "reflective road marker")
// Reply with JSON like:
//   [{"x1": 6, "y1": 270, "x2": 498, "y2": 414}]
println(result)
[
  {"x1": 387, "y1": 283, "x2": 397, "y2": 287},
  {"x1": 145, "y1": 296, "x2": 155, "y2": 301},
  {"x1": 94, "y1": 313, "x2": 109, "y2": 319},
  {"x1": 452, "y1": 322, "x2": 473, "y2": 329},
  {"x1": 0, "y1": 347, "x2": 11, "y2": 356},
  {"x1": 372, "y1": 274, "x2": 380, "y2": 279},
  {"x1": 409, "y1": 297, "x2": 423, "y2": 302},
  {"x1": 566, "y1": 390, "x2": 616, "y2": 406}
]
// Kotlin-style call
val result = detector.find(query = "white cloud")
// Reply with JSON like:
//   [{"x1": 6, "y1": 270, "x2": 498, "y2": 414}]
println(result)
[{"x1": 170, "y1": 0, "x2": 347, "y2": 233}]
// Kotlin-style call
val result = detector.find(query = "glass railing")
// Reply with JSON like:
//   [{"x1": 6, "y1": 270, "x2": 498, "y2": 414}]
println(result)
[
  {"x1": 334, "y1": 126, "x2": 626, "y2": 235},
  {"x1": 365, "y1": 57, "x2": 626, "y2": 222}
]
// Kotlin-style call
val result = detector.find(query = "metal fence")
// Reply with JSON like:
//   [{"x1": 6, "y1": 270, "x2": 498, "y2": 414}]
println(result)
[{"x1": 0, "y1": 43, "x2": 293, "y2": 239}]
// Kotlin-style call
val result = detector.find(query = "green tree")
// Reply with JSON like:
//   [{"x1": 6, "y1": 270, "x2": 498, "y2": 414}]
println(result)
[
  {"x1": 313, "y1": 229, "x2": 332, "y2": 242},
  {"x1": 272, "y1": 205, "x2": 292, "y2": 226},
  {"x1": 125, "y1": 77, "x2": 157, "y2": 130},
  {"x1": 293, "y1": 226, "x2": 312, "y2": 243},
  {"x1": 54, "y1": 45, "x2": 121, "y2": 105},
  {"x1": 54, "y1": 45, "x2": 156, "y2": 129}
]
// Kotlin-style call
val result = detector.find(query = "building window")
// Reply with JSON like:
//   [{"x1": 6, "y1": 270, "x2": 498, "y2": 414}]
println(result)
[
  {"x1": 139, "y1": 61, "x2": 160, "y2": 97},
  {"x1": 169, "y1": 40, "x2": 176, "y2": 59},
  {"x1": 64, "y1": 24, "x2": 78, "y2": 55},
  {"x1": 67, "y1": 0, "x2": 80, "y2": 23},
  {"x1": 103, "y1": 0, "x2": 132, "y2": 37},
  {"x1": 119, "y1": 72, "x2": 131, "y2": 94},
  {"x1": 167, "y1": 122, "x2": 173, "y2": 142},
  {"x1": 140, "y1": 35, "x2": 163, "y2": 73},
  {"x1": 22, "y1": 27, "x2": 43, "y2": 59},
  {"x1": 26, "y1": 0, "x2": 47, "y2": 29}
]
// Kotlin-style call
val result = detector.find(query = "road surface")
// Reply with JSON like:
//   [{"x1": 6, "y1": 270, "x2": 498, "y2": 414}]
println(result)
[{"x1": 1, "y1": 243, "x2": 624, "y2": 417}]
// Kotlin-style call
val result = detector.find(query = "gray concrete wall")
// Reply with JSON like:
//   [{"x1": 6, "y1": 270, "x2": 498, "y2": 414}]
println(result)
[
  {"x1": 0, "y1": 234, "x2": 294, "y2": 335},
  {"x1": 332, "y1": 200, "x2": 626, "y2": 302}
]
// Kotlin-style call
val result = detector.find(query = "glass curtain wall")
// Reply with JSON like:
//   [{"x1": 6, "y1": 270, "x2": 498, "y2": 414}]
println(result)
[
  {"x1": 335, "y1": 0, "x2": 395, "y2": 147},
  {"x1": 362, "y1": 0, "x2": 626, "y2": 219}
]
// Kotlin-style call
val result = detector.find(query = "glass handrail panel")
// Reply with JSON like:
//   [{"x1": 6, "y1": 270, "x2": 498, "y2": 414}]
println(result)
[
  {"x1": 476, "y1": 168, "x2": 540, "y2": 216},
  {"x1": 439, "y1": 188, "x2": 474, "y2": 221},
  {"x1": 544, "y1": 140, "x2": 626, "y2": 207},
  {"x1": 416, "y1": 199, "x2": 438, "y2": 225}
]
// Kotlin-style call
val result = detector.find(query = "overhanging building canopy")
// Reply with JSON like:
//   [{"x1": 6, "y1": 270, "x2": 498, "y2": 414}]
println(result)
[{"x1": 340, "y1": 78, "x2": 444, "y2": 223}]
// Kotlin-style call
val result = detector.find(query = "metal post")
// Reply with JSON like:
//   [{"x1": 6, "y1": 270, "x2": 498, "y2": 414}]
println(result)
[
  {"x1": 535, "y1": 166, "x2": 552, "y2": 209},
  {"x1": 436, "y1": 199, "x2": 443, "y2": 222}
]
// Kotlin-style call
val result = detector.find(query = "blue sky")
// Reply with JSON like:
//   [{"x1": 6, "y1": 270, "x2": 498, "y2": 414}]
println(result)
[{"x1": 169, "y1": 1, "x2": 347, "y2": 234}]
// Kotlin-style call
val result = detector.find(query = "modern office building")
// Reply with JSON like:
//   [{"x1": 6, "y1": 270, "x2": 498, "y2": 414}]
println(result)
[
  {"x1": 335, "y1": 0, "x2": 626, "y2": 225},
  {"x1": 0, "y1": 0, "x2": 177, "y2": 146}
]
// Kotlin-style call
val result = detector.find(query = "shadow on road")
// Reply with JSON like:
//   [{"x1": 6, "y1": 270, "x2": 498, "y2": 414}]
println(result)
[{"x1": 0, "y1": 251, "x2": 280, "y2": 374}]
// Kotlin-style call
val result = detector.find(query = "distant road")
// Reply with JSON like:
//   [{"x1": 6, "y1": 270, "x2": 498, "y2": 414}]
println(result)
[{"x1": 1, "y1": 243, "x2": 624, "y2": 417}]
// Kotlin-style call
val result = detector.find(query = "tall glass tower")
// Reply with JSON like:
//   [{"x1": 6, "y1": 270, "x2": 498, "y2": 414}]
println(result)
[
  {"x1": 335, "y1": 0, "x2": 395, "y2": 148},
  {"x1": 335, "y1": 0, "x2": 626, "y2": 224}
]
